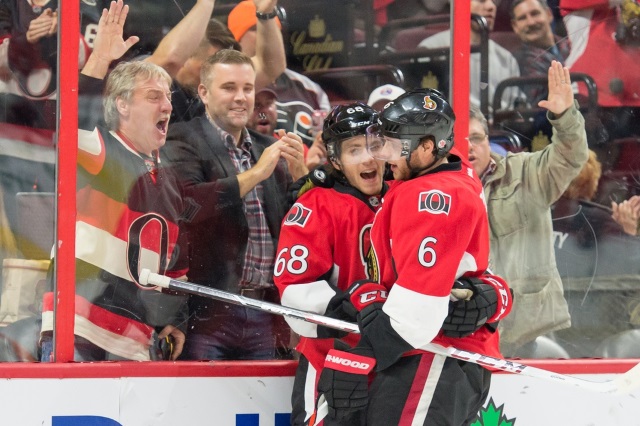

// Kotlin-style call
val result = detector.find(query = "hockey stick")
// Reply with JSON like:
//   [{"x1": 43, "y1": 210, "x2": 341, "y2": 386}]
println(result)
[
  {"x1": 140, "y1": 270, "x2": 640, "y2": 395},
  {"x1": 139, "y1": 269, "x2": 359, "y2": 334}
]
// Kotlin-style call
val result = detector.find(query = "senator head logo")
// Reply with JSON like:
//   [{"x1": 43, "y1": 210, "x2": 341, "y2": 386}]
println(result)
[
  {"x1": 423, "y1": 96, "x2": 437, "y2": 111},
  {"x1": 284, "y1": 203, "x2": 312, "y2": 227},
  {"x1": 418, "y1": 190, "x2": 451, "y2": 215}
]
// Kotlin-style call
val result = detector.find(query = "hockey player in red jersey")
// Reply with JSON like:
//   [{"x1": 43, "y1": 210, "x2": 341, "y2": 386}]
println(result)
[
  {"x1": 274, "y1": 102, "x2": 386, "y2": 425},
  {"x1": 315, "y1": 89, "x2": 513, "y2": 425}
]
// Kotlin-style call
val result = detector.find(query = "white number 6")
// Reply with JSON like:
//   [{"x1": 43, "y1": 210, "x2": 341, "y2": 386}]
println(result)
[{"x1": 418, "y1": 237, "x2": 437, "y2": 267}]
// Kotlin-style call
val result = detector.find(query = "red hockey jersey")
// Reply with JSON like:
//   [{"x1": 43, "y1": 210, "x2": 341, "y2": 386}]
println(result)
[
  {"x1": 370, "y1": 158, "x2": 504, "y2": 358},
  {"x1": 274, "y1": 181, "x2": 391, "y2": 370}
]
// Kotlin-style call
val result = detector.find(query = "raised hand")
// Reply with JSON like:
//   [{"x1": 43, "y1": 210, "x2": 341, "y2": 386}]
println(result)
[
  {"x1": 92, "y1": 0, "x2": 139, "y2": 64},
  {"x1": 538, "y1": 60, "x2": 574, "y2": 116}
]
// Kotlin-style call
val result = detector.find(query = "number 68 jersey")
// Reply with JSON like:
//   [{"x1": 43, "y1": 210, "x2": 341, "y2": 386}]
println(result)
[{"x1": 274, "y1": 181, "x2": 390, "y2": 370}]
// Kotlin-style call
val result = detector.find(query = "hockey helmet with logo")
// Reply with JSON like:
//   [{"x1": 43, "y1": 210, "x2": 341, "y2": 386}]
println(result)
[
  {"x1": 322, "y1": 102, "x2": 378, "y2": 161},
  {"x1": 366, "y1": 88, "x2": 455, "y2": 160}
]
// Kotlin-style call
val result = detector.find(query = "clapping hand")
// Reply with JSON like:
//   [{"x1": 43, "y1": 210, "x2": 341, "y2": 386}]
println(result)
[
  {"x1": 277, "y1": 129, "x2": 309, "y2": 181},
  {"x1": 612, "y1": 195, "x2": 640, "y2": 236},
  {"x1": 26, "y1": 8, "x2": 57, "y2": 44}
]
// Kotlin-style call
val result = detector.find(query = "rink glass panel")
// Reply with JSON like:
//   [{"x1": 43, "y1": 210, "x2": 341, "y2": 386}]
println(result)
[{"x1": 0, "y1": 0, "x2": 637, "y2": 363}]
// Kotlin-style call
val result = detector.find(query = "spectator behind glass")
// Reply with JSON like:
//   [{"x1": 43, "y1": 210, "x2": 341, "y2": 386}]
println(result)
[
  {"x1": 227, "y1": 0, "x2": 331, "y2": 147},
  {"x1": 418, "y1": 0, "x2": 522, "y2": 112},
  {"x1": 551, "y1": 150, "x2": 640, "y2": 356},
  {"x1": 561, "y1": 0, "x2": 640, "y2": 108},
  {"x1": 40, "y1": 0, "x2": 189, "y2": 362},
  {"x1": 510, "y1": 0, "x2": 571, "y2": 102},
  {"x1": 247, "y1": 86, "x2": 278, "y2": 137},
  {"x1": 0, "y1": 0, "x2": 108, "y2": 129},
  {"x1": 169, "y1": 0, "x2": 286, "y2": 124},
  {"x1": 77, "y1": 0, "x2": 216, "y2": 128},
  {"x1": 0, "y1": 0, "x2": 215, "y2": 258},
  {"x1": 467, "y1": 61, "x2": 588, "y2": 357},
  {"x1": 551, "y1": 149, "x2": 606, "y2": 279},
  {"x1": 169, "y1": 19, "x2": 238, "y2": 124},
  {"x1": 162, "y1": 49, "x2": 308, "y2": 361},
  {"x1": 612, "y1": 196, "x2": 640, "y2": 237}
]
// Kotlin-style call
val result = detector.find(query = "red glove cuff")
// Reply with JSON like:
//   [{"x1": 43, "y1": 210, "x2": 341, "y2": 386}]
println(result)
[
  {"x1": 480, "y1": 274, "x2": 512, "y2": 323},
  {"x1": 324, "y1": 349, "x2": 376, "y2": 374},
  {"x1": 347, "y1": 281, "x2": 388, "y2": 311}
]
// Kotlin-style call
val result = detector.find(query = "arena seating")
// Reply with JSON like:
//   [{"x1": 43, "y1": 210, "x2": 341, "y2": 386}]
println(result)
[{"x1": 303, "y1": 64, "x2": 405, "y2": 105}]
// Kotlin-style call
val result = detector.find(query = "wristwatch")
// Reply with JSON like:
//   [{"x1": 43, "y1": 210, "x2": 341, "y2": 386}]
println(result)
[{"x1": 256, "y1": 9, "x2": 278, "y2": 20}]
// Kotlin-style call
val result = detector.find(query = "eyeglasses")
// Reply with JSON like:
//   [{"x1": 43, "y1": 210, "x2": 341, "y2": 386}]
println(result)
[{"x1": 466, "y1": 134, "x2": 487, "y2": 145}]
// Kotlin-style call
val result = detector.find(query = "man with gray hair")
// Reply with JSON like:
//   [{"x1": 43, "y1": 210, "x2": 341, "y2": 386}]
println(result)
[{"x1": 40, "y1": 0, "x2": 188, "y2": 362}]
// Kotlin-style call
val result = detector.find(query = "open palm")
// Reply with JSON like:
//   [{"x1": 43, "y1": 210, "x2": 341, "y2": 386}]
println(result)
[
  {"x1": 538, "y1": 60, "x2": 574, "y2": 116},
  {"x1": 92, "y1": 0, "x2": 139, "y2": 63}
]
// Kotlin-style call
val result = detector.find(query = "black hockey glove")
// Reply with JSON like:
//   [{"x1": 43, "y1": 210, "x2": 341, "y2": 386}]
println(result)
[
  {"x1": 318, "y1": 288, "x2": 359, "y2": 339},
  {"x1": 316, "y1": 337, "x2": 376, "y2": 420},
  {"x1": 347, "y1": 280, "x2": 413, "y2": 371},
  {"x1": 288, "y1": 165, "x2": 334, "y2": 204},
  {"x1": 442, "y1": 274, "x2": 513, "y2": 338}
]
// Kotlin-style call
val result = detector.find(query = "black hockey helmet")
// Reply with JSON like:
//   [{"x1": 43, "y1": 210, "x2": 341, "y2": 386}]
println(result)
[
  {"x1": 322, "y1": 102, "x2": 378, "y2": 161},
  {"x1": 367, "y1": 88, "x2": 455, "y2": 160}
]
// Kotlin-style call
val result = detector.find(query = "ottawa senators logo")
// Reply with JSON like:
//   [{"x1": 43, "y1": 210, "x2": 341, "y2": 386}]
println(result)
[
  {"x1": 423, "y1": 96, "x2": 437, "y2": 111},
  {"x1": 418, "y1": 190, "x2": 451, "y2": 215},
  {"x1": 284, "y1": 203, "x2": 312, "y2": 227},
  {"x1": 360, "y1": 224, "x2": 379, "y2": 281},
  {"x1": 128, "y1": 213, "x2": 170, "y2": 289}
]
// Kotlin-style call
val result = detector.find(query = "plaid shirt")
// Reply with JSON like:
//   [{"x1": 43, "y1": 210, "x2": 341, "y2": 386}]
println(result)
[{"x1": 208, "y1": 115, "x2": 276, "y2": 289}]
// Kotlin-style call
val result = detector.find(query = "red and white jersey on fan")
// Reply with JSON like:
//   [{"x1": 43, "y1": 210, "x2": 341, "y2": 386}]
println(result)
[{"x1": 370, "y1": 159, "x2": 503, "y2": 359}]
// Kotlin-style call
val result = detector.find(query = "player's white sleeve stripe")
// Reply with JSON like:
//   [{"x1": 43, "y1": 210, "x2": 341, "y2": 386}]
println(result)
[
  {"x1": 303, "y1": 362, "x2": 319, "y2": 423},
  {"x1": 455, "y1": 251, "x2": 479, "y2": 279},
  {"x1": 383, "y1": 284, "x2": 449, "y2": 349},
  {"x1": 76, "y1": 221, "x2": 161, "y2": 281},
  {"x1": 281, "y1": 280, "x2": 336, "y2": 338},
  {"x1": 412, "y1": 354, "x2": 446, "y2": 426}
]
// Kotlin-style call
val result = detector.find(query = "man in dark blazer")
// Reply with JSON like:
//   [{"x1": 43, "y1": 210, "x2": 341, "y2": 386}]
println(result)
[{"x1": 162, "y1": 49, "x2": 308, "y2": 360}]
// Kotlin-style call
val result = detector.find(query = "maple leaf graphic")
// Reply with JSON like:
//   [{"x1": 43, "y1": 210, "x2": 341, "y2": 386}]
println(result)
[{"x1": 471, "y1": 397, "x2": 516, "y2": 426}]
